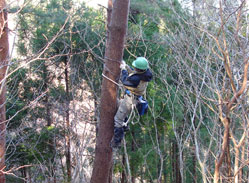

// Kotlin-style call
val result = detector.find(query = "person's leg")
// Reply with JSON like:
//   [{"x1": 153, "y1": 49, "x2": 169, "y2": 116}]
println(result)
[
  {"x1": 111, "y1": 94, "x2": 133, "y2": 149},
  {"x1": 114, "y1": 94, "x2": 133, "y2": 128},
  {"x1": 111, "y1": 127, "x2": 124, "y2": 149}
]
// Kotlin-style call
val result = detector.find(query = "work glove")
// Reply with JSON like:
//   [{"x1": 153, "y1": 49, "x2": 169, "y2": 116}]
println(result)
[{"x1": 120, "y1": 60, "x2": 126, "y2": 70}]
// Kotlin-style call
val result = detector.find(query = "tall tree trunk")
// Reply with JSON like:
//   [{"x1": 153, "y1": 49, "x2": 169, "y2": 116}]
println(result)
[
  {"x1": 43, "y1": 63, "x2": 56, "y2": 183},
  {"x1": 163, "y1": 130, "x2": 167, "y2": 183},
  {"x1": 21, "y1": 166, "x2": 27, "y2": 183},
  {"x1": 105, "y1": 0, "x2": 113, "y2": 47},
  {"x1": 234, "y1": 146, "x2": 240, "y2": 183},
  {"x1": 0, "y1": 1, "x2": 8, "y2": 182},
  {"x1": 121, "y1": 154, "x2": 126, "y2": 183},
  {"x1": 192, "y1": 145, "x2": 197, "y2": 183},
  {"x1": 225, "y1": 134, "x2": 232, "y2": 181},
  {"x1": 239, "y1": 142, "x2": 245, "y2": 183},
  {"x1": 172, "y1": 141, "x2": 181, "y2": 183},
  {"x1": 64, "y1": 58, "x2": 71, "y2": 182},
  {"x1": 90, "y1": 0, "x2": 130, "y2": 182},
  {"x1": 131, "y1": 130, "x2": 135, "y2": 183},
  {"x1": 43, "y1": 62, "x2": 52, "y2": 127},
  {"x1": 214, "y1": 118, "x2": 230, "y2": 183}
]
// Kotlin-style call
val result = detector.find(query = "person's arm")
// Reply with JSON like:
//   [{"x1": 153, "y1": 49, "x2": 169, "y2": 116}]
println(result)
[
  {"x1": 120, "y1": 60, "x2": 140, "y2": 87},
  {"x1": 125, "y1": 65, "x2": 133, "y2": 73},
  {"x1": 121, "y1": 72, "x2": 140, "y2": 87}
]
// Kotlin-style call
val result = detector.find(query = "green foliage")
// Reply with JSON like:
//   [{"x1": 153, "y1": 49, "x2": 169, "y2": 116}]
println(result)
[
  {"x1": 8, "y1": 0, "x2": 106, "y2": 181},
  {"x1": 8, "y1": 0, "x2": 231, "y2": 182},
  {"x1": 6, "y1": 126, "x2": 62, "y2": 169},
  {"x1": 6, "y1": 65, "x2": 28, "y2": 129}
]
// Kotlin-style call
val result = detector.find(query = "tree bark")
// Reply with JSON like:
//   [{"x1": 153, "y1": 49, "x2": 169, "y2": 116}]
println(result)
[
  {"x1": 105, "y1": 0, "x2": 113, "y2": 47},
  {"x1": 121, "y1": 154, "x2": 126, "y2": 183},
  {"x1": 0, "y1": 1, "x2": 8, "y2": 182},
  {"x1": 175, "y1": 143, "x2": 181, "y2": 183},
  {"x1": 90, "y1": 0, "x2": 130, "y2": 183},
  {"x1": 172, "y1": 141, "x2": 181, "y2": 183},
  {"x1": 225, "y1": 134, "x2": 232, "y2": 181},
  {"x1": 234, "y1": 146, "x2": 239, "y2": 183},
  {"x1": 64, "y1": 58, "x2": 71, "y2": 182},
  {"x1": 131, "y1": 130, "x2": 135, "y2": 183},
  {"x1": 42, "y1": 62, "x2": 56, "y2": 182},
  {"x1": 240, "y1": 142, "x2": 245, "y2": 183},
  {"x1": 214, "y1": 118, "x2": 230, "y2": 183}
]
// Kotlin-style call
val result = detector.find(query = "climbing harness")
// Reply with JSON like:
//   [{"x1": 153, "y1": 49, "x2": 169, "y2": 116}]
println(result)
[{"x1": 102, "y1": 73, "x2": 149, "y2": 117}]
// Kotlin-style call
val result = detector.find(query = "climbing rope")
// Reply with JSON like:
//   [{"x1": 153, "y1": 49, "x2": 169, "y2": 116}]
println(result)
[
  {"x1": 101, "y1": 58, "x2": 122, "y2": 87},
  {"x1": 102, "y1": 73, "x2": 122, "y2": 87},
  {"x1": 102, "y1": 61, "x2": 140, "y2": 128}
]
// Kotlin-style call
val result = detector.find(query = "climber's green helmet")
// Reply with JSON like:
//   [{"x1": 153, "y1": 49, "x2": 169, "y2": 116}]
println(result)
[{"x1": 132, "y1": 57, "x2": 148, "y2": 70}]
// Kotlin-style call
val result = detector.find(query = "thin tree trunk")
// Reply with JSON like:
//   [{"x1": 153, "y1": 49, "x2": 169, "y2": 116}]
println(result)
[
  {"x1": 172, "y1": 141, "x2": 181, "y2": 183},
  {"x1": 214, "y1": 118, "x2": 230, "y2": 183},
  {"x1": 64, "y1": 58, "x2": 71, "y2": 182},
  {"x1": 21, "y1": 166, "x2": 27, "y2": 183},
  {"x1": 170, "y1": 142, "x2": 173, "y2": 183},
  {"x1": 226, "y1": 134, "x2": 232, "y2": 181},
  {"x1": 231, "y1": 132, "x2": 246, "y2": 183},
  {"x1": 43, "y1": 63, "x2": 56, "y2": 182},
  {"x1": 192, "y1": 145, "x2": 197, "y2": 183},
  {"x1": 192, "y1": 119, "x2": 197, "y2": 183},
  {"x1": 43, "y1": 62, "x2": 52, "y2": 127},
  {"x1": 175, "y1": 143, "x2": 181, "y2": 183},
  {"x1": 0, "y1": 1, "x2": 8, "y2": 182},
  {"x1": 90, "y1": 0, "x2": 130, "y2": 182},
  {"x1": 163, "y1": 130, "x2": 167, "y2": 183},
  {"x1": 239, "y1": 142, "x2": 245, "y2": 183},
  {"x1": 131, "y1": 130, "x2": 135, "y2": 183},
  {"x1": 234, "y1": 146, "x2": 240, "y2": 183},
  {"x1": 172, "y1": 142, "x2": 176, "y2": 183},
  {"x1": 121, "y1": 154, "x2": 126, "y2": 183}
]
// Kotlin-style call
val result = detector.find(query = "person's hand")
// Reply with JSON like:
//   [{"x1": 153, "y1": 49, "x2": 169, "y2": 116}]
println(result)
[{"x1": 120, "y1": 60, "x2": 126, "y2": 70}]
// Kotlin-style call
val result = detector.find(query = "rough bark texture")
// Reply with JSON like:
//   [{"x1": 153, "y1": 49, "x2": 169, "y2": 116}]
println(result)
[
  {"x1": 0, "y1": 0, "x2": 8, "y2": 182},
  {"x1": 90, "y1": 0, "x2": 130, "y2": 183},
  {"x1": 105, "y1": 0, "x2": 113, "y2": 47}
]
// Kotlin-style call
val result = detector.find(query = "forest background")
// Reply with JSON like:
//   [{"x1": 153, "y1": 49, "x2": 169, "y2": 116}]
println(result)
[{"x1": 0, "y1": 0, "x2": 249, "y2": 183}]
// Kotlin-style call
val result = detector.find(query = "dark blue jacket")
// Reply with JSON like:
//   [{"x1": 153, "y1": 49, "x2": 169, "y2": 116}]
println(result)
[{"x1": 121, "y1": 68, "x2": 153, "y2": 89}]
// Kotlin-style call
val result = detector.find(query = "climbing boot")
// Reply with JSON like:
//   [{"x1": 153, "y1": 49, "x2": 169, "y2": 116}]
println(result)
[{"x1": 110, "y1": 127, "x2": 124, "y2": 150}]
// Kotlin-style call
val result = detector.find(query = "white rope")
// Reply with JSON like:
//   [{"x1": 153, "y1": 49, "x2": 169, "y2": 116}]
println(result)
[
  {"x1": 102, "y1": 73, "x2": 122, "y2": 87},
  {"x1": 102, "y1": 72, "x2": 137, "y2": 126},
  {"x1": 123, "y1": 97, "x2": 137, "y2": 126}
]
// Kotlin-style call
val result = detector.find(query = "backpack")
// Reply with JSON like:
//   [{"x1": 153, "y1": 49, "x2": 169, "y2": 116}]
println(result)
[{"x1": 136, "y1": 96, "x2": 148, "y2": 116}]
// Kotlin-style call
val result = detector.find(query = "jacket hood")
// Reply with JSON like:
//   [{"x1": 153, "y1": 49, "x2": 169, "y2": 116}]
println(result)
[{"x1": 140, "y1": 69, "x2": 153, "y2": 82}]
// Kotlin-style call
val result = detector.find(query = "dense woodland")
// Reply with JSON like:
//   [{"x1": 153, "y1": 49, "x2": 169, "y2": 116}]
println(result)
[{"x1": 0, "y1": 0, "x2": 248, "y2": 182}]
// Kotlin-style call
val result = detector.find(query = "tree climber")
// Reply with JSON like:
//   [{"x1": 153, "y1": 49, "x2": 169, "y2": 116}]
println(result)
[{"x1": 111, "y1": 57, "x2": 153, "y2": 149}]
